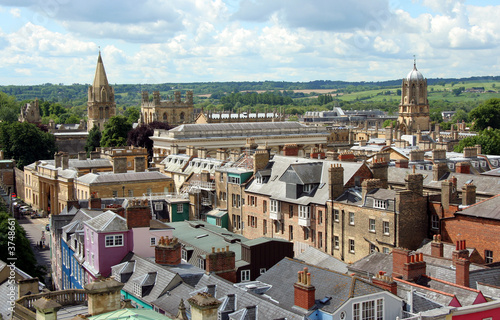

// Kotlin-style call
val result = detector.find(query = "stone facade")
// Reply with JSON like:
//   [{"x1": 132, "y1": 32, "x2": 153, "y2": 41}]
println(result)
[
  {"x1": 140, "y1": 90, "x2": 194, "y2": 126},
  {"x1": 397, "y1": 61, "x2": 430, "y2": 133},
  {"x1": 19, "y1": 98, "x2": 42, "y2": 124},
  {"x1": 87, "y1": 52, "x2": 116, "y2": 131}
]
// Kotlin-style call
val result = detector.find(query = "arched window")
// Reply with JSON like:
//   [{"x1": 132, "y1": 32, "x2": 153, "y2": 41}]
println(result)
[
  {"x1": 163, "y1": 113, "x2": 168, "y2": 121},
  {"x1": 180, "y1": 112, "x2": 185, "y2": 121}
]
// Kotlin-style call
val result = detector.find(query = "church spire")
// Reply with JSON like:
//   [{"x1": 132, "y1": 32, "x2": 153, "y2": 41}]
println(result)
[{"x1": 92, "y1": 51, "x2": 109, "y2": 88}]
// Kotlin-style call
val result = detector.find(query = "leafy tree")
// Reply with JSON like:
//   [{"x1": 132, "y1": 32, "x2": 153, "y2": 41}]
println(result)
[
  {"x1": 0, "y1": 122, "x2": 57, "y2": 169},
  {"x1": 454, "y1": 128, "x2": 500, "y2": 155},
  {"x1": 85, "y1": 125, "x2": 101, "y2": 155},
  {"x1": 123, "y1": 106, "x2": 140, "y2": 124},
  {"x1": 64, "y1": 114, "x2": 81, "y2": 124},
  {"x1": 100, "y1": 116, "x2": 132, "y2": 148},
  {"x1": 0, "y1": 211, "x2": 46, "y2": 282},
  {"x1": 0, "y1": 92, "x2": 20, "y2": 122},
  {"x1": 451, "y1": 109, "x2": 468, "y2": 123},
  {"x1": 430, "y1": 110, "x2": 443, "y2": 122},
  {"x1": 382, "y1": 120, "x2": 397, "y2": 127},
  {"x1": 469, "y1": 98, "x2": 500, "y2": 131},
  {"x1": 127, "y1": 121, "x2": 171, "y2": 161}
]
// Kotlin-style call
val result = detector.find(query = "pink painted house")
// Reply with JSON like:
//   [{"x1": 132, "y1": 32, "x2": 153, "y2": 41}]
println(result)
[{"x1": 83, "y1": 211, "x2": 131, "y2": 280}]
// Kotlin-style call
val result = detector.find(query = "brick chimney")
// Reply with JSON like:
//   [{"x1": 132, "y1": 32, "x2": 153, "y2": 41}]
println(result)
[
  {"x1": 113, "y1": 157, "x2": 127, "y2": 174},
  {"x1": 432, "y1": 149, "x2": 446, "y2": 161},
  {"x1": 456, "y1": 162, "x2": 471, "y2": 174},
  {"x1": 186, "y1": 145, "x2": 196, "y2": 157},
  {"x1": 89, "y1": 192, "x2": 102, "y2": 209},
  {"x1": 134, "y1": 156, "x2": 146, "y2": 172},
  {"x1": 362, "y1": 179, "x2": 381, "y2": 200},
  {"x1": 372, "y1": 271, "x2": 397, "y2": 295},
  {"x1": 253, "y1": 150, "x2": 270, "y2": 174},
  {"x1": 455, "y1": 257, "x2": 470, "y2": 287},
  {"x1": 370, "y1": 158, "x2": 388, "y2": 188},
  {"x1": 201, "y1": 170, "x2": 210, "y2": 183},
  {"x1": 392, "y1": 248, "x2": 426, "y2": 281},
  {"x1": 462, "y1": 183, "x2": 476, "y2": 206},
  {"x1": 433, "y1": 162, "x2": 448, "y2": 181},
  {"x1": 328, "y1": 164, "x2": 344, "y2": 200},
  {"x1": 85, "y1": 278, "x2": 124, "y2": 316},
  {"x1": 216, "y1": 149, "x2": 227, "y2": 161},
  {"x1": 283, "y1": 144, "x2": 299, "y2": 156},
  {"x1": 188, "y1": 292, "x2": 222, "y2": 320},
  {"x1": 171, "y1": 144, "x2": 179, "y2": 155},
  {"x1": 155, "y1": 236, "x2": 181, "y2": 266},
  {"x1": 206, "y1": 246, "x2": 236, "y2": 283},
  {"x1": 78, "y1": 151, "x2": 87, "y2": 160},
  {"x1": 452, "y1": 240, "x2": 469, "y2": 267},
  {"x1": 395, "y1": 159, "x2": 408, "y2": 168},
  {"x1": 126, "y1": 199, "x2": 151, "y2": 229},
  {"x1": 431, "y1": 234, "x2": 444, "y2": 258},
  {"x1": 90, "y1": 151, "x2": 100, "y2": 160},
  {"x1": 294, "y1": 267, "x2": 316, "y2": 310},
  {"x1": 33, "y1": 297, "x2": 62, "y2": 320},
  {"x1": 338, "y1": 152, "x2": 356, "y2": 162}
]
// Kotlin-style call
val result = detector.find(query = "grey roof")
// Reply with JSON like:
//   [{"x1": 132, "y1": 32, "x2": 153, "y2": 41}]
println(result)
[
  {"x1": 348, "y1": 252, "x2": 393, "y2": 278},
  {"x1": 416, "y1": 239, "x2": 476, "y2": 261},
  {"x1": 246, "y1": 155, "x2": 367, "y2": 206},
  {"x1": 169, "y1": 122, "x2": 325, "y2": 135},
  {"x1": 77, "y1": 171, "x2": 170, "y2": 185},
  {"x1": 193, "y1": 273, "x2": 304, "y2": 320},
  {"x1": 295, "y1": 247, "x2": 348, "y2": 274},
  {"x1": 84, "y1": 210, "x2": 127, "y2": 232},
  {"x1": 388, "y1": 167, "x2": 500, "y2": 196},
  {"x1": 454, "y1": 194, "x2": 500, "y2": 220},
  {"x1": 279, "y1": 162, "x2": 323, "y2": 185},
  {"x1": 112, "y1": 253, "x2": 205, "y2": 309},
  {"x1": 257, "y1": 257, "x2": 383, "y2": 314},
  {"x1": 167, "y1": 221, "x2": 247, "y2": 266},
  {"x1": 470, "y1": 266, "x2": 500, "y2": 290}
]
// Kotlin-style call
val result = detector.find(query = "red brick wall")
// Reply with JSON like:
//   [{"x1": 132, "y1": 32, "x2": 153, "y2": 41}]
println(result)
[
  {"x1": 126, "y1": 206, "x2": 151, "y2": 229},
  {"x1": 344, "y1": 164, "x2": 373, "y2": 187},
  {"x1": 392, "y1": 248, "x2": 410, "y2": 279},
  {"x1": 294, "y1": 283, "x2": 315, "y2": 310},
  {"x1": 442, "y1": 215, "x2": 500, "y2": 264},
  {"x1": 155, "y1": 244, "x2": 181, "y2": 265},
  {"x1": 207, "y1": 250, "x2": 236, "y2": 283}
]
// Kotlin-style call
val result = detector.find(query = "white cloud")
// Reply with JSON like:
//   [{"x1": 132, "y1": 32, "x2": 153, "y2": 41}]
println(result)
[
  {"x1": 9, "y1": 7, "x2": 19, "y2": 17},
  {"x1": 373, "y1": 36, "x2": 400, "y2": 54},
  {"x1": 15, "y1": 67, "x2": 31, "y2": 75}
]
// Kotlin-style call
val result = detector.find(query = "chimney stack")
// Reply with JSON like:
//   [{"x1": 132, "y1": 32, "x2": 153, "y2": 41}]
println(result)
[
  {"x1": 134, "y1": 156, "x2": 146, "y2": 172},
  {"x1": 283, "y1": 144, "x2": 299, "y2": 156},
  {"x1": 452, "y1": 240, "x2": 469, "y2": 267},
  {"x1": 206, "y1": 246, "x2": 236, "y2": 283},
  {"x1": 126, "y1": 199, "x2": 151, "y2": 229},
  {"x1": 294, "y1": 267, "x2": 316, "y2": 310},
  {"x1": 433, "y1": 162, "x2": 448, "y2": 181},
  {"x1": 88, "y1": 192, "x2": 102, "y2": 209},
  {"x1": 253, "y1": 150, "x2": 270, "y2": 174},
  {"x1": 90, "y1": 151, "x2": 100, "y2": 160},
  {"x1": 362, "y1": 179, "x2": 382, "y2": 200},
  {"x1": 431, "y1": 235, "x2": 444, "y2": 258},
  {"x1": 198, "y1": 147, "x2": 208, "y2": 159},
  {"x1": 171, "y1": 144, "x2": 179, "y2": 155},
  {"x1": 33, "y1": 298, "x2": 62, "y2": 320},
  {"x1": 392, "y1": 248, "x2": 426, "y2": 281},
  {"x1": 85, "y1": 278, "x2": 124, "y2": 316},
  {"x1": 370, "y1": 157, "x2": 389, "y2": 188},
  {"x1": 462, "y1": 183, "x2": 476, "y2": 206},
  {"x1": 456, "y1": 162, "x2": 471, "y2": 174},
  {"x1": 155, "y1": 236, "x2": 182, "y2": 266},
  {"x1": 113, "y1": 157, "x2": 127, "y2": 174},
  {"x1": 216, "y1": 149, "x2": 227, "y2": 161},
  {"x1": 54, "y1": 152, "x2": 62, "y2": 168},
  {"x1": 78, "y1": 151, "x2": 87, "y2": 160},
  {"x1": 62, "y1": 152, "x2": 69, "y2": 170},
  {"x1": 328, "y1": 164, "x2": 344, "y2": 200},
  {"x1": 405, "y1": 169, "x2": 423, "y2": 196},
  {"x1": 455, "y1": 257, "x2": 470, "y2": 287},
  {"x1": 17, "y1": 277, "x2": 39, "y2": 298},
  {"x1": 188, "y1": 292, "x2": 222, "y2": 320},
  {"x1": 372, "y1": 271, "x2": 397, "y2": 295}
]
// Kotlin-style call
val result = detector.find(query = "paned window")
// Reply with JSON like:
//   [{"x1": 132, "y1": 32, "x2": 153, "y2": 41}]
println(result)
[
  {"x1": 349, "y1": 212, "x2": 355, "y2": 225},
  {"x1": 334, "y1": 236, "x2": 339, "y2": 249},
  {"x1": 241, "y1": 270, "x2": 250, "y2": 282},
  {"x1": 369, "y1": 219, "x2": 376, "y2": 232},
  {"x1": 383, "y1": 221, "x2": 390, "y2": 235},
  {"x1": 105, "y1": 234, "x2": 124, "y2": 247},
  {"x1": 486, "y1": 250, "x2": 494, "y2": 264},
  {"x1": 177, "y1": 203, "x2": 184, "y2": 213},
  {"x1": 299, "y1": 205, "x2": 310, "y2": 219},
  {"x1": 334, "y1": 209, "x2": 339, "y2": 222},
  {"x1": 431, "y1": 215, "x2": 439, "y2": 230},
  {"x1": 349, "y1": 239, "x2": 355, "y2": 253}
]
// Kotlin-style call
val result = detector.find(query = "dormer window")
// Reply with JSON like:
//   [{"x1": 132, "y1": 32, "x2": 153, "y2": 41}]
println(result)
[
  {"x1": 374, "y1": 200, "x2": 388, "y2": 209},
  {"x1": 256, "y1": 176, "x2": 262, "y2": 184},
  {"x1": 303, "y1": 184, "x2": 313, "y2": 193}
]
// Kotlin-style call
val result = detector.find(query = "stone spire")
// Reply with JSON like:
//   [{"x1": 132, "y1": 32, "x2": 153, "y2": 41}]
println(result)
[{"x1": 93, "y1": 51, "x2": 109, "y2": 88}]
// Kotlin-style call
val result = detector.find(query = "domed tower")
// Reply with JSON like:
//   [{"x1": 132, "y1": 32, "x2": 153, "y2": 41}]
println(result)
[
  {"x1": 397, "y1": 59, "x2": 430, "y2": 134},
  {"x1": 87, "y1": 52, "x2": 116, "y2": 131}
]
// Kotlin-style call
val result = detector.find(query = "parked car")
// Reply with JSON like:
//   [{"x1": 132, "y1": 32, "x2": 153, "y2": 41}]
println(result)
[{"x1": 45, "y1": 224, "x2": 50, "y2": 231}]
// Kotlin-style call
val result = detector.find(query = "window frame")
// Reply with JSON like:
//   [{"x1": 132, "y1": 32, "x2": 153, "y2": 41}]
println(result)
[
  {"x1": 349, "y1": 239, "x2": 355, "y2": 253},
  {"x1": 369, "y1": 219, "x2": 376, "y2": 233},
  {"x1": 241, "y1": 269, "x2": 251, "y2": 282},
  {"x1": 349, "y1": 212, "x2": 355, "y2": 225},
  {"x1": 485, "y1": 250, "x2": 493, "y2": 264},
  {"x1": 383, "y1": 221, "x2": 390, "y2": 235},
  {"x1": 105, "y1": 234, "x2": 124, "y2": 248}
]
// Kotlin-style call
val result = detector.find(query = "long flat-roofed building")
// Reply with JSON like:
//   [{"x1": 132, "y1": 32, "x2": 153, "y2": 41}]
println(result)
[{"x1": 151, "y1": 122, "x2": 330, "y2": 160}]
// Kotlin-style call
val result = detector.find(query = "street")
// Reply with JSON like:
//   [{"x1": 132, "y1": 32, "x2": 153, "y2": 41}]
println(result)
[{"x1": 18, "y1": 216, "x2": 51, "y2": 271}]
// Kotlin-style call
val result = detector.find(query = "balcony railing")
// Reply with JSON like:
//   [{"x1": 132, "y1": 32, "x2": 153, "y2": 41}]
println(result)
[
  {"x1": 14, "y1": 289, "x2": 87, "y2": 320},
  {"x1": 269, "y1": 211, "x2": 282, "y2": 220},
  {"x1": 298, "y1": 217, "x2": 311, "y2": 227}
]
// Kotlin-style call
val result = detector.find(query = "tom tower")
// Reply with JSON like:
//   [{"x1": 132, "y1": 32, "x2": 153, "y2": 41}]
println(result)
[{"x1": 87, "y1": 52, "x2": 116, "y2": 131}]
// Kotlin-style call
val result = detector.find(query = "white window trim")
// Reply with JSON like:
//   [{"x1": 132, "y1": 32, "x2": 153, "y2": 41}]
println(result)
[
  {"x1": 105, "y1": 234, "x2": 124, "y2": 247},
  {"x1": 177, "y1": 203, "x2": 184, "y2": 213},
  {"x1": 241, "y1": 269, "x2": 251, "y2": 282}
]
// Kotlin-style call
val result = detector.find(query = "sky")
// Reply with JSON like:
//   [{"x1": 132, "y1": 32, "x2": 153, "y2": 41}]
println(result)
[{"x1": 0, "y1": 0, "x2": 499, "y2": 85}]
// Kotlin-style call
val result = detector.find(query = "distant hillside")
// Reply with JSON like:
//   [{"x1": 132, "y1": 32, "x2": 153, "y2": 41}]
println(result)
[{"x1": 0, "y1": 76, "x2": 499, "y2": 109}]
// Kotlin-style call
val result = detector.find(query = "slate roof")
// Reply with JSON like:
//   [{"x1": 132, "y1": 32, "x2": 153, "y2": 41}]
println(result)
[
  {"x1": 388, "y1": 166, "x2": 500, "y2": 196},
  {"x1": 169, "y1": 122, "x2": 327, "y2": 136},
  {"x1": 84, "y1": 210, "x2": 127, "y2": 232},
  {"x1": 77, "y1": 171, "x2": 170, "y2": 185},
  {"x1": 88, "y1": 308, "x2": 171, "y2": 320},
  {"x1": 112, "y1": 253, "x2": 205, "y2": 309},
  {"x1": 295, "y1": 247, "x2": 348, "y2": 274},
  {"x1": 348, "y1": 252, "x2": 393, "y2": 278},
  {"x1": 193, "y1": 274, "x2": 304, "y2": 320},
  {"x1": 256, "y1": 257, "x2": 383, "y2": 314},
  {"x1": 246, "y1": 155, "x2": 367, "y2": 206},
  {"x1": 454, "y1": 194, "x2": 500, "y2": 220},
  {"x1": 279, "y1": 162, "x2": 323, "y2": 185},
  {"x1": 470, "y1": 266, "x2": 500, "y2": 290}
]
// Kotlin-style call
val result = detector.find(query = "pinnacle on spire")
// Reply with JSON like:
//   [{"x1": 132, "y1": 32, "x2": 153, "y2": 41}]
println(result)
[
  {"x1": 413, "y1": 55, "x2": 417, "y2": 70},
  {"x1": 92, "y1": 51, "x2": 109, "y2": 88}
]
